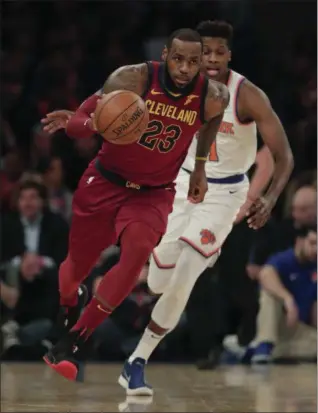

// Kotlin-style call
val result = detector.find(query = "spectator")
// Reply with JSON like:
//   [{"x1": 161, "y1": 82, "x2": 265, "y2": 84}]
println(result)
[
  {"x1": 38, "y1": 157, "x2": 73, "y2": 222},
  {"x1": 251, "y1": 226, "x2": 317, "y2": 363},
  {"x1": 0, "y1": 150, "x2": 25, "y2": 213},
  {"x1": 29, "y1": 123, "x2": 53, "y2": 170},
  {"x1": 0, "y1": 180, "x2": 69, "y2": 359},
  {"x1": 248, "y1": 185, "x2": 317, "y2": 279}
]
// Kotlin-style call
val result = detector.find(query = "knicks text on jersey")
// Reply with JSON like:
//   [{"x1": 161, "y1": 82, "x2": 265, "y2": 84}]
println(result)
[{"x1": 183, "y1": 70, "x2": 257, "y2": 179}]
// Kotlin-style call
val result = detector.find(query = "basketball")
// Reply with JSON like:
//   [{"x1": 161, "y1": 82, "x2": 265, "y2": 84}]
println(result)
[{"x1": 94, "y1": 90, "x2": 149, "y2": 145}]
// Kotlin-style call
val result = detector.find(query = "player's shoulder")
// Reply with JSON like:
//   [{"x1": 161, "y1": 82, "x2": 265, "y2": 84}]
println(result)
[
  {"x1": 103, "y1": 63, "x2": 149, "y2": 96},
  {"x1": 111, "y1": 63, "x2": 148, "y2": 79}
]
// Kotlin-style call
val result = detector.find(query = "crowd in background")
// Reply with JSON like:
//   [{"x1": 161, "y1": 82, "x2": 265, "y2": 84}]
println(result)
[{"x1": 0, "y1": 1, "x2": 316, "y2": 365}]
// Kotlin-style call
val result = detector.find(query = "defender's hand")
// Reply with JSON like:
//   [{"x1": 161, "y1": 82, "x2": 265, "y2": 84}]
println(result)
[
  {"x1": 246, "y1": 196, "x2": 275, "y2": 229},
  {"x1": 188, "y1": 169, "x2": 208, "y2": 203},
  {"x1": 41, "y1": 110, "x2": 74, "y2": 134}
]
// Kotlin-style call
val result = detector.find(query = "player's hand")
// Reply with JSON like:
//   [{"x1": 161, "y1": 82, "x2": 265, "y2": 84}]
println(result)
[
  {"x1": 87, "y1": 94, "x2": 106, "y2": 132},
  {"x1": 246, "y1": 196, "x2": 275, "y2": 229},
  {"x1": 87, "y1": 112, "x2": 98, "y2": 132},
  {"x1": 284, "y1": 296, "x2": 299, "y2": 327},
  {"x1": 234, "y1": 196, "x2": 254, "y2": 225},
  {"x1": 188, "y1": 168, "x2": 208, "y2": 203},
  {"x1": 41, "y1": 110, "x2": 74, "y2": 134}
]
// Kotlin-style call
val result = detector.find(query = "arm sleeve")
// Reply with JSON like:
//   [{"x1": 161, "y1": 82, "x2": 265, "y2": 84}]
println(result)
[{"x1": 66, "y1": 94, "x2": 100, "y2": 139}]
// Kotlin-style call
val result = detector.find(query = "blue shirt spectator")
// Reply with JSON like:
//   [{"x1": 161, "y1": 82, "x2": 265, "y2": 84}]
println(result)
[{"x1": 266, "y1": 248, "x2": 316, "y2": 323}]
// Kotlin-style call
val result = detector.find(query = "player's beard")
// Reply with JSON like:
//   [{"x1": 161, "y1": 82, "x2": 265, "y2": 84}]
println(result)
[{"x1": 163, "y1": 62, "x2": 198, "y2": 95}]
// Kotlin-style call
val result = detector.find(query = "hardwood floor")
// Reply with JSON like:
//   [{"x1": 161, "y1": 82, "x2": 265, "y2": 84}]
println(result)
[{"x1": 1, "y1": 363, "x2": 316, "y2": 412}]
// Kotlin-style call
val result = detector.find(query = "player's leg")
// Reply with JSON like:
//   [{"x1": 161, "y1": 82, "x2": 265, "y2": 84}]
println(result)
[
  {"x1": 120, "y1": 183, "x2": 249, "y2": 395},
  {"x1": 57, "y1": 167, "x2": 120, "y2": 328},
  {"x1": 147, "y1": 209, "x2": 189, "y2": 294},
  {"x1": 43, "y1": 187, "x2": 175, "y2": 381},
  {"x1": 43, "y1": 167, "x2": 129, "y2": 376},
  {"x1": 148, "y1": 167, "x2": 194, "y2": 294}
]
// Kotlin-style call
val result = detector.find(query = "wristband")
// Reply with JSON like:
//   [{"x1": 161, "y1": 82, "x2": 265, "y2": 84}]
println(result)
[{"x1": 195, "y1": 156, "x2": 208, "y2": 161}]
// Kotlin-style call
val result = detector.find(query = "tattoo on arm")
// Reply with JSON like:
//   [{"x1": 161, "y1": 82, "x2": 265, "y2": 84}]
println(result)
[
  {"x1": 196, "y1": 82, "x2": 229, "y2": 160},
  {"x1": 101, "y1": 63, "x2": 148, "y2": 96}
]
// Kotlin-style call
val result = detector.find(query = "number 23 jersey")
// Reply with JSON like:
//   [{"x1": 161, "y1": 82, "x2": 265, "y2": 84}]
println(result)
[{"x1": 97, "y1": 61, "x2": 208, "y2": 186}]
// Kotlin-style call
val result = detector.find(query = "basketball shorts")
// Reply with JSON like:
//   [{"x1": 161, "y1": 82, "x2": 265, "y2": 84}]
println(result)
[{"x1": 152, "y1": 168, "x2": 249, "y2": 267}]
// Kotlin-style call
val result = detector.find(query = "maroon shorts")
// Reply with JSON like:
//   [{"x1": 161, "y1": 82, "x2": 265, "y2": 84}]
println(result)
[{"x1": 68, "y1": 164, "x2": 175, "y2": 267}]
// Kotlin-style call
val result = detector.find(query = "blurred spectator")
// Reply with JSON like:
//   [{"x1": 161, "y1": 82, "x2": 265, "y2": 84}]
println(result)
[
  {"x1": 29, "y1": 123, "x2": 53, "y2": 170},
  {"x1": 251, "y1": 226, "x2": 317, "y2": 363},
  {"x1": 1, "y1": 180, "x2": 69, "y2": 267},
  {"x1": 248, "y1": 185, "x2": 317, "y2": 280},
  {"x1": 38, "y1": 157, "x2": 73, "y2": 222},
  {"x1": 283, "y1": 170, "x2": 317, "y2": 218},
  {"x1": 1, "y1": 180, "x2": 69, "y2": 359},
  {"x1": 0, "y1": 114, "x2": 17, "y2": 156},
  {"x1": 0, "y1": 150, "x2": 25, "y2": 213}
]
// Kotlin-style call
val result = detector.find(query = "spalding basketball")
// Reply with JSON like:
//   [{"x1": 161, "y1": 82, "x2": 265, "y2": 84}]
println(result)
[{"x1": 94, "y1": 90, "x2": 149, "y2": 145}]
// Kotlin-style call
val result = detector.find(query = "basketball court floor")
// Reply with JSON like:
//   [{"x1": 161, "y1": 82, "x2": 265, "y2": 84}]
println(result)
[{"x1": 1, "y1": 363, "x2": 316, "y2": 412}]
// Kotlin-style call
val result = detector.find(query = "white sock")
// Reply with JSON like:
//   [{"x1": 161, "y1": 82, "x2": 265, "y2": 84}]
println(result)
[{"x1": 128, "y1": 328, "x2": 164, "y2": 363}]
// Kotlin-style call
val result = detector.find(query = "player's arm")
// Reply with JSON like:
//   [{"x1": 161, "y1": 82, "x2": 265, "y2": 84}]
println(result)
[
  {"x1": 188, "y1": 81, "x2": 230, "y2": 202},
  {"x1": 62, "y1": 64, "x2": 148, "y2": 139},
  {"x1": 240, "y1": 81, "x2": 294, "y2": 228},
  {"x1": 249, "y1": 145, "x2": 275, "y2": 200},
  {"x1": 235, "y1": 145, "x2": 274, "y2": 224}
]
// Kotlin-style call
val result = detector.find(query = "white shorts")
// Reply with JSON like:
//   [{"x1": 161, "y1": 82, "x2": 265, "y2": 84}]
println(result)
[{"x1": 153, "y1": 168, "x2": 249, "y2": 267}]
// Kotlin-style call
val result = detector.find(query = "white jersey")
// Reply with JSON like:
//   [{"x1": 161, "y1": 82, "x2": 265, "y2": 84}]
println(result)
[{"x1": 182, "y1": 70, "x2": 257, "y2": 178}]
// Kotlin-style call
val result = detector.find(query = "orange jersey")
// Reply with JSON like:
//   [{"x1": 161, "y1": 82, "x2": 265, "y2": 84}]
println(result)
[{"x1": 96, "y1": 61, "x2": 208, "y2": 186}]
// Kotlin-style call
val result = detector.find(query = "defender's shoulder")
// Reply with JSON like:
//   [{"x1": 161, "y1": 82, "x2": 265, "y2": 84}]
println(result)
[
  {"x1": 239, "y1": 78, "x2": 269, "y2": 104},
  {"x1": 206, "y1": 79, "x2": 230, "y2": 109}
]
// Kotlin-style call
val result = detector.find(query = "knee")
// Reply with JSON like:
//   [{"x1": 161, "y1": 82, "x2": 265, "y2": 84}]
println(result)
[
  {"x1": 121, "y1": 223, "x2": 160, "y2": 259},
  {"x1": 147, "y1": 256, "x2": 172, "y2": 295},
  {"x1": 147, "y1": 272, "x2": 165, "y2": 295}
]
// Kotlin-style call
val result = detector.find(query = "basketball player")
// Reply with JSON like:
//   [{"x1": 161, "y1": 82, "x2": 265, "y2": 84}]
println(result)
[
  {"x1": 115, "y1": 20, "x2": 293, "y2": 396},
  {"x1": 42, "y1": 28, "x2": 230, "y2": 381}
]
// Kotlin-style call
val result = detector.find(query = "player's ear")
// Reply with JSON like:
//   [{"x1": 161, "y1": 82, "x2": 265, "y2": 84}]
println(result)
[
  {"x1": 228, "y1": 50, "x2": 232, "y2": 62},
  {"x1": 161, "y1": 46, "x2": 168, "y2": 62}
]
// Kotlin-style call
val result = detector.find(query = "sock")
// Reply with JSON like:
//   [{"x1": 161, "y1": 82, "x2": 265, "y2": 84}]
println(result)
[
  {"x1": 71, "y1": 297, "x2": 112, "y2": 331},
  {"x1": 129, "y1": 328, "x2": 165, "y2": 362},
  {"x1": 71, "y1": 222, "x2": 160, "y2": 334}
]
